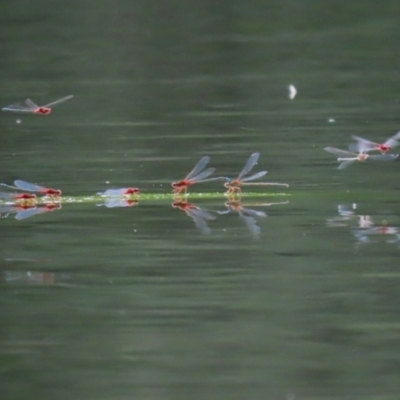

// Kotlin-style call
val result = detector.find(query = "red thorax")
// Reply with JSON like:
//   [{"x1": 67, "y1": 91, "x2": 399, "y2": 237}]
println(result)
[
  {"x1": 377, "y1": 144, "x2": 390, "y2": 153},
  {"x1": 43, "y1": 204, "x2": 62, "y2": 210},
  {"x1": 35, "y1": 107, "x2": 52, "y2": 115},
  {"x1": 171, "y1": 180, "x2": 194, "y2": 189},
  {"x1": 41, "y1": 188, "x2": 62, "y2": 196},
  {"x1": 125, "y1": 200, "x2": 139, "y2": 207},
  {"x1": 225, "y1": 179, "x2": 241, "y2": 188},
  {"x1": 15, "y1": 193, "x2": 37, "y2": 200},
  {"x1": 124, "y1": 188, "x2": 140, "y2": 195},
  {"x1": 172, "y1": 200, "x2": 194, "y2": 210}
]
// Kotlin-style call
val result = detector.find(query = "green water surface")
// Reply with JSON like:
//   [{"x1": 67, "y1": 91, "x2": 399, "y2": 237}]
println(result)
[{"x1": 1, "y1": 1, "x2": 400, "y2": 399}]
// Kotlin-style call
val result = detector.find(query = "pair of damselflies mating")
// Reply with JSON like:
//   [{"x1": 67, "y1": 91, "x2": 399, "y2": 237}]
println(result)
[
  {"x1": 2, "y1": 95, "x2": 73, "y2": 115},
  {"x1": 0, "y1": 180, "x2": 62, "y2": 201},
  {"x1": 325, "y1": 132, "x2": 400, "y2": 169},
  {"x1": 171, "y1": 152, "x2": 289, "y2": 197}
]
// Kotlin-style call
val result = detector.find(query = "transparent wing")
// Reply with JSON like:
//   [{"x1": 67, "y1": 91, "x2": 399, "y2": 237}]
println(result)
[
  {"x1": 240, "y1": 215, "x2": 261, "y2": 236},
  {"x1": 188, "y1": 207, "x2": 215, "y2": 221},
  {"x1": 240, "y1": 170, "x2": 268, "y2": 182},
  {"x1": 187, "y1": 208, "x2": 215, "y2": 234},
  {"x1": 14, "y1": 180, "x2": 46, "y2": 192},
  {"x1": 368, "y1": 154, "x2": 398, "y2": 161},
  {"x1": 238, "y1": 152, "x2": 260, "y2": 180},
  {"x1": 43, "y1": 95, "x2": 74, "y2": 108},
  {"x1": 390, "y1": 131, "x2": 400, "y2": 141},
  {"x1": 185, "y1": 156, "x2": 210, "y2": 180},
  {"x1": 190, "y1": 216, "x2": 211, "y2": 234},
  {"x1": 338, "y1": 204, "x2": 354, "y2": 217},
  {"x1": 0, "y1": 192, "x2": 14, "y2": 199},
  {"x1": 240, "y1": 207, "x2": 267, "y2": 218},
  {"x1": 351, "y1": 135, "x2": 377, "y2": 146},
  {"x1": 349, "y1": 135, "x2": 391, "y2": 153},
  {"x1": 101, "y1": 199, "x2": 131, "y2": 208},
  {"x1": 15, "y1": 207, "x2": 42, "y2": 220},
  {"x1": 324, "y1": 147, "x2": 356, "y2": 157},
  {"x1": 189, "y1": 167, "x2": 215, "y2": 182},
  {"x1": 19, "y1": 205, "x2": 59, "y2": 219},
  {"x1": 2, "y1": 103, "x2": 34, "y2": 113},
  {"x1": 383, "y1": 133, "x2": 400, "y2": 148},
  {"x1": 98, "y1": 188, "x2": 127, "y2": 196},
  {"x1": 348, "y1": 142, "x2": 375, "y2": 153},
  {"x1": 338, "y1": 160, "x2": 356, "y2": 170},
  {"x1": 2, "y1": 105, "x2": 27, "y2": 112},
  {"x1": 25, "y1": 99, "x2": 39, "y2": 109}
]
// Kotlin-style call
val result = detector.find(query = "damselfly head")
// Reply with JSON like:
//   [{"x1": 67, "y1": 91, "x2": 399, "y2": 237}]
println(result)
[{"x1": 224, "y1": 180, "x2": 232, "y2": 188}]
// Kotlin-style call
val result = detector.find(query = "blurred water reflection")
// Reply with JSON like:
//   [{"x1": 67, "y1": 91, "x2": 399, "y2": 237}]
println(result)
[
  {"x1": 172, "y1": 200, "x2": 216, "y2": 235},
  {"x1": 327, "y1": 203, "x2": 400, "y2": 247},
  {"x1": 97, "y1": 198, "x2": 139, "y2": 208},
  {"x1": 219, "y1": 199, "x2": 289, "y2": 237},
  {"x1": 0, "y1": 204, "x2": 61, "y2": 220},
  {"x1": 0, "y1": 197, "x2": 291, "y2": 237}
]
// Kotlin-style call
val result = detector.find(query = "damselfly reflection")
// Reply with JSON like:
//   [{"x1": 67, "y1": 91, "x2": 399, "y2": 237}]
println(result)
[
  {"x1": 219, "y1": 199, "x2": 288, "y2": 236},
  {"x1": 353, "y1": 222, "x2": 400, "y2": 246},
  {"x1": 0, "y1": 204, "x2": 61, "y2": 220},
  {"x1": 97, "y1": 187, "x2": 140, "y2": 207},
  {"x1": 3, "y1": 271, "x2": 56, "y2": 285},
  {"x1": 326, "y1": 204, "x2": 358, "y2": 227},
  {"x1": 97, "y1": 188, "x2": 140, "y2": 197},
  {"x1": 172, "y1": 200, "x2": 216, "y2": 234},
  {"x1": 0, "y1": 191, "x2": 36, "y2": 202},
  {"x1": 327, "y1": 204, "x2": 400, "y2": 246},
  {"x1": 97, "y1": 199, "x2": 139, "y2": 208}
]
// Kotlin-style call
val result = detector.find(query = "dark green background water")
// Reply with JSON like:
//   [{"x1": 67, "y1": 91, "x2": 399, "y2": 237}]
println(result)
[{"x1": 2, "y1": 1, "x2": 400, "y2": 399}]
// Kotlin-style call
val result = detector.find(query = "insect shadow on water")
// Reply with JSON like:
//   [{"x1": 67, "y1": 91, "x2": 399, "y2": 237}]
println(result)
[
  {"x1": 218, "y1": 199, "x2": 289, "y2": 237},
  {"x1": 172, "y1": 199, "x2": 216, "y2": 234}
]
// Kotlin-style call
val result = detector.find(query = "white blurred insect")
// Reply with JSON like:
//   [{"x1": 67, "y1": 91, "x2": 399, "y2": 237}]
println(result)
[
  {"x1": 349, "y1": 131, "x2": 400, "y2": 154},
  {"x1": 324, "y1": 143, "x2": 398, "y2": 169},
  {"x1": 288, "y1": 84, "x2": 297, "y2": 100}
]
